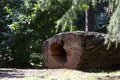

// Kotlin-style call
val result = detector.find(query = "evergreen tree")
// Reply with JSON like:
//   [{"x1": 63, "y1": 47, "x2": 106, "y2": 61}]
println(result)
[
  {"x1": 105, "y1": 0, "x2": 120, "y2": 47},
  {"x1": 41, "y1": 0, "x2": 120, "y2": 46}
]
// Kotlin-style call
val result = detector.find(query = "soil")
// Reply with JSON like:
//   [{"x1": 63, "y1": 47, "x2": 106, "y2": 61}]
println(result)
[{"x1": 0, "y1": 69, "x2": 120, "y2": 80}]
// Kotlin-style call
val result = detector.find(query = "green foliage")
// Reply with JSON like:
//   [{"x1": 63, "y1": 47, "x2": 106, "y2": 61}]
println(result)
[
  {"x1": 94, "y1": 1, "x2": 110, "y2": 33},
  {"x1": 0, "y1": 0, "x2": 41, "y2": 68},
  {"x1": 0, "y1": 0, "x2": 74, "y2": 68},
  {"x1": 1, "y1": 0, "x2": 120, "y2": 68},
  {"x1": 4, "y1": 6, "x2": 11, "y2": 13},
  {"x1": 105, "y1": 1, "x2": 120, "y2": 47},
  {"x1": 55, "y1": 0, "x2": 91, "y2": 32},
  {"x1": 82, "y1": 4, "x2": 89, "y2": 10}
]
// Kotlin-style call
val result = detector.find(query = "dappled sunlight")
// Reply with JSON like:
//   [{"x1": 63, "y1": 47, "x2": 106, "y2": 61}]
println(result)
[{"x1": 0, "y1": 69, "x2": 120, "y2": 80}]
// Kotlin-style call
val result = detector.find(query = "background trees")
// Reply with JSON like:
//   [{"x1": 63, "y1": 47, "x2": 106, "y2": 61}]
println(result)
[
  {"x1": 0, "y1": 0, "x2": 120, "y2": 68},
  {"x1": 0, "y1": 0, "x2": 72, "y2": 68}
]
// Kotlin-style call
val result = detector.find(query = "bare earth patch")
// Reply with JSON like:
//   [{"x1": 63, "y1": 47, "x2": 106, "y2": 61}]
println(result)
[{"x1": 0, "y1": 68, "x2": 120, "y2": 80}]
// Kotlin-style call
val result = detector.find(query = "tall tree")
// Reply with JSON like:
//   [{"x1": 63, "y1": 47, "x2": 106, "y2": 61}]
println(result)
[
  {"x1": 41, "y1": 0, "x2": 120, "y2": 46},
  {"x1": 85, "y1": 1, "x2": 95, "y2": 31}
]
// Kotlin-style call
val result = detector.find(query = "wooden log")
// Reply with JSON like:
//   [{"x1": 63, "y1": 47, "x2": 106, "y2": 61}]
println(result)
[{"x1": 42, "y1": 31, "x2": 120, "y2": 69}]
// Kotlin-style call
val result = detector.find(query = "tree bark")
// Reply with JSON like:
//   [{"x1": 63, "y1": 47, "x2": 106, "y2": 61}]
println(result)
[
  {"x1": 85, "y1": 2, "x2": 95, "y2": 31},
  {"x1": 42, "y1": 31, "x2": 120, "y2": 69}
]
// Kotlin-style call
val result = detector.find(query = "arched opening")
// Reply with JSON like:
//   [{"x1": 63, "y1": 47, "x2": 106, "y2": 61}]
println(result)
[{"x1": 50, "y1": 42, "x2": 67, "y2": 63}]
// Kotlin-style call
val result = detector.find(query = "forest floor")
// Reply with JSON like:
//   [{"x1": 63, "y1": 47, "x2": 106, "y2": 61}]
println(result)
[{"x1": 0, "y1": 68, "x2": 120, "y2": 80}]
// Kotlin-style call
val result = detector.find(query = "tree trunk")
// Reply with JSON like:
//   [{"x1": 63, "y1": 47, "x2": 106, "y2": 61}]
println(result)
[
  {"x1": 85, "y1": 3, "x2": 95, "y2": 31},
  {"x1": 42, "y1": 31, "x2": 120, "y2": 69}
]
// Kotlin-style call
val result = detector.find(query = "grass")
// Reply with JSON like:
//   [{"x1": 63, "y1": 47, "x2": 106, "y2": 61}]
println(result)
[{"x1": 0, "y1": 68, "x2": 120, "y2": 80}]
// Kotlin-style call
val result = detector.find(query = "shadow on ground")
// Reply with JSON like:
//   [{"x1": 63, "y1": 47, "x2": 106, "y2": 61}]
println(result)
[
  {"x1": 0, "y1": 69, "x2": 24, "y2": 78},
  {"x1": 80, "y1": 68, "x2": 120, "y2": 80},
  {"x1": 97, "y1": 75, "x2": 120, "y2": 80},
  {"x1": 80, "y1": 66, "x2": 120, "y2": 73}
]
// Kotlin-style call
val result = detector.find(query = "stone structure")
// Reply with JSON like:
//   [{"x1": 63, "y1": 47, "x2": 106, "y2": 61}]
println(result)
[{"x1": 42, "y1": 31, "x2": 120, "y2": 69}]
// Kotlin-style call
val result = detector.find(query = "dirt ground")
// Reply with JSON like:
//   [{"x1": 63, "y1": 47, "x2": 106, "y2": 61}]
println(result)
[{"x1": 0, "y1": 68, "x2": 120, "y2": 80}]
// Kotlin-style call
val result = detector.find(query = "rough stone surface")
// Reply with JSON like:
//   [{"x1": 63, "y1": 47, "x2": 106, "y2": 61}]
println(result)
[{"x1": 42, "y1": 31, "x2": 120, "y2": 69}]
